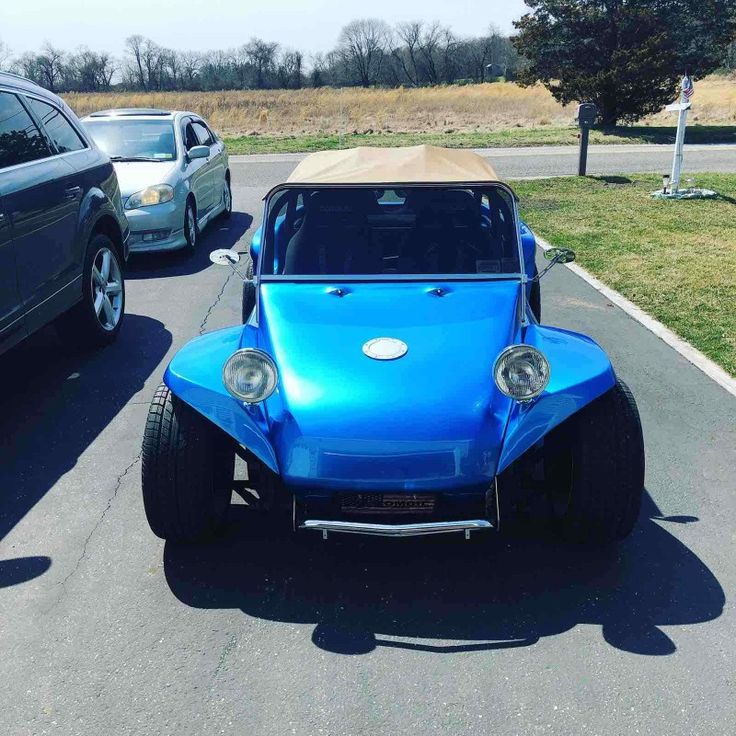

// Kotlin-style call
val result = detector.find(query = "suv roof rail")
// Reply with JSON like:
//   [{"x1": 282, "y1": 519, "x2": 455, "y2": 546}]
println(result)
[{"x1": 88, "y1": 108, "x2": 171, "y2": 117}]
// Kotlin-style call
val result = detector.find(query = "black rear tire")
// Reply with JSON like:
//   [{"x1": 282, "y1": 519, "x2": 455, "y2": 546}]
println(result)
[
  {"x1": 142, "y1": 383, "x2": 234, "y2": 541},
  {"x1": 546, "y1": 378, "x2": 644, "y2": 543},
  {"x1": 242, "y1": 258, "x2": 255, "y2": 323},
  {"x1": 56, "y1": 233, "x2": 125, "y2": 348}
]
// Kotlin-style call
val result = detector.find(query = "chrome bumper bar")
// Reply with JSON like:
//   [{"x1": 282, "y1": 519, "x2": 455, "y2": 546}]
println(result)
[{"x1": 300, "y1": 519, "x2": 493, "y2": 539}]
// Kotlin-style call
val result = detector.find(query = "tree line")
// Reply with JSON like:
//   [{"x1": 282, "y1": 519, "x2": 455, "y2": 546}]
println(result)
[
  {"x1": 0, "y1": 20, "x2": 520, "y2": 93},
  {"x1": 1, "y1": 2, "x2": 734, "y2": 128}
]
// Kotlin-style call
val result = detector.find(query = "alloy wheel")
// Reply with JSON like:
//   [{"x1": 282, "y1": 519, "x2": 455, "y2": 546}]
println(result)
[
  {"x1": 91, "y1": 247, "x2": 123, "y2": 331},
  {"x1": 187, "y1": 204, "x2": 197, "y2": 247}
]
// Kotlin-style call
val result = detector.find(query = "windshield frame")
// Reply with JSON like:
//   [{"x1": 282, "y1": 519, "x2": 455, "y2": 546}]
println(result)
[
  {"x1": 83, "y1": 117, "x2": 179, "y2": 162},
  {"x1": 258, "y1": 182, "x2": 526, "y2": 284}
]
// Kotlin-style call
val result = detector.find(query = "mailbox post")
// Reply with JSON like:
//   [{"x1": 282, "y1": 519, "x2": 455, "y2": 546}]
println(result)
[{"x1": 575, "y1": 103, "x2": 598, "y2": 176}]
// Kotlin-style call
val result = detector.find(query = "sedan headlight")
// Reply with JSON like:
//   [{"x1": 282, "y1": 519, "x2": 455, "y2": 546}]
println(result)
[
  {"x1": 125, "y1": 184, "x2": 174, "y2": 209},
  {"x1": 494, "y1": 344, "x2": 550, "y2": 402},
  {"x1": 223, "y1": 349, "x2": 278, "y2": 403}
]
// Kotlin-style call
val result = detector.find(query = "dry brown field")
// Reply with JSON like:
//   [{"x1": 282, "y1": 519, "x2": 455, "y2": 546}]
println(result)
[{"x1": 63, "y1": 76, "x2": 736, "y2": 139}]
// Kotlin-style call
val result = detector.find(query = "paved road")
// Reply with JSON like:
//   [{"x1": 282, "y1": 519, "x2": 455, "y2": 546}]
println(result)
[
  {"x1": 233, "y1": 142, "x2": 736, "y2": 179},
  {"x1": 1, "y1": 162, "x2": 735, "y2": 736}
]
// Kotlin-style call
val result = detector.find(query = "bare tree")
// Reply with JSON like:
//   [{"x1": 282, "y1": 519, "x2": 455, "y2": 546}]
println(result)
[
  {"x1": 36, "y1": 43, "x2": 65, "y2": 92},
  {"x1": 439, "y1": 27, "x2": 457, "y2": 83},
  {"x1": 179, "y1": 50, "x2": 202, "y2": 89},
  {"x1": 96, "y1": 52, "x2": 116, "y2": 90},
  {"x1": 244, "y1": 38, "x2": 279, "y2": 89},
  {"x1": 0, "y1": 39, "x2": 12, "y2": 71},
  {"x1": 337, "y1": 18, "x2": 390, "y2": 87},
  {"x1": 391, "y1": 21, "x2": 423, "y2": 86},
  {"x1": 416, "y1": 21, "x2": 444, "y2": 85},
  {"x1": 277, "y1": 49, "x2": 303, "y2": 89},
  {"x1": 125, "y1": 35, "x2": 147, "y2": 89},
  {"x1": 4, "y1": 20, "x2": 523, "y2": 92}
]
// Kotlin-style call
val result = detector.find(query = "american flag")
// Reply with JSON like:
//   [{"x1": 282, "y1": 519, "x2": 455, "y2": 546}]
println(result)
[{"x1": 681, "y1": 75, "x2": 694, "y2": 101}]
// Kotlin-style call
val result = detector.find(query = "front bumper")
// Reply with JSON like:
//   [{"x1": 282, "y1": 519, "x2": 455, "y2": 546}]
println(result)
[
  {"x1": 301, "y1": 518, "x2": 493, "y2": 539},
  {"x1": 296, "y1": 482, "x2": 500, "y2": 539},
  {"x1": 124, "y1": 200, "x2": 187, "y2": 253}
]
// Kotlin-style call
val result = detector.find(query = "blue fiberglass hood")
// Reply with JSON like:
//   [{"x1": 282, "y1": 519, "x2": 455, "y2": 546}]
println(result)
[{"x1": 256, "y1": 280, "x2": 522, "y2": 491}]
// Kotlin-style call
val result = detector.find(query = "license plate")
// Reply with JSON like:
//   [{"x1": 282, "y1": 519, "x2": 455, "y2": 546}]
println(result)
[{"x1": 340, "y1": 493, "x2": 436, "y2": 514}]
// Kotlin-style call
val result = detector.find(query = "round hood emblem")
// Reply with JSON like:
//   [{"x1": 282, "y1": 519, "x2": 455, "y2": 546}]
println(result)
[{"x1": 362, "y1": 337, "x2": 408, "y2": 361}]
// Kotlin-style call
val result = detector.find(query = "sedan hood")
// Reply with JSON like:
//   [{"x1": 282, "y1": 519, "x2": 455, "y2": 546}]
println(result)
[
  {"x1": 257, "y1": 280, "x2": 522, "y2": 490},
  {"x1": 112, "y1": 161, "x2": 177, "y2": 199}
]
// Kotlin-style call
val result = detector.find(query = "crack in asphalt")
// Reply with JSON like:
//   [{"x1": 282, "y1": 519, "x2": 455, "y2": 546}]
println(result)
[
  {"x1": 56, "y1": 453, "x2": 142, "y2": 596},
  {"x1": 199, "y1": 269, "x2": 235, "y2": 335},
  {"x1": 213, "y1": 633, "x2": 238, "y2": 679}
]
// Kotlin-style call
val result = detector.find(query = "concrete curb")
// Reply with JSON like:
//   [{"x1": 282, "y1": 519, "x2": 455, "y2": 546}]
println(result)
[{"x1": 536, "y1": 235, "x2": 736, "y2": 398}]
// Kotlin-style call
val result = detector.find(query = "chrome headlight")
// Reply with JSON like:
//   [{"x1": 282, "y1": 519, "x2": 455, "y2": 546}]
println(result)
[
  {"x1": 223, "y1": 349, "x2": 278, "y2": 403},
  {"x1": 125, "y1": 184, "x2": 174, "y2": 209},
  {"x1": 494, "y1": 344, "x2": 550, "y2": 402}
]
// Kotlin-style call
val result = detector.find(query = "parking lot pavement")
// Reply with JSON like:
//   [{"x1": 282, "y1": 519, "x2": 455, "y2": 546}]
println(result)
[{"x1": 1, "y1": 162, "x2": 734, "y2": 736}]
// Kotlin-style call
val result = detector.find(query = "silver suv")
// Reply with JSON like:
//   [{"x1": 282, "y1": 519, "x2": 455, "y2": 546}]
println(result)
[{"x1": 82, "y1": 109, "x2": 231, "y2": 253}]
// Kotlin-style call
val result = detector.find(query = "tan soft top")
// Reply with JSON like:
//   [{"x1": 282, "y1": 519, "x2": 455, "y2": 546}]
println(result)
[{"x1": 285, "y1": 144, "x2": 500, "y2": 186}]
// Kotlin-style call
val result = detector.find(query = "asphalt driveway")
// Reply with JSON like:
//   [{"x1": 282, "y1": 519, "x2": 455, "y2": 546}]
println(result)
[{"x1": 0, "y1": 162, "x2": 734, "y2": 736}]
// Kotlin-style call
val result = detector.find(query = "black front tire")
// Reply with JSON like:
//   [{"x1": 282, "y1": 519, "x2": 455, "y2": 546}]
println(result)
[
  {"x1": 546, "y1": 378, "x2": 644, "y2": 543},
  {"x1": 142, "y1": 384, "x2": 234, "y2": 541},
  {"x1": 183, "y1": 198, "x2": 198, "y2": 254},
  {"x1": 56, "y1": 233, "x2": 125, "y2": 348}
]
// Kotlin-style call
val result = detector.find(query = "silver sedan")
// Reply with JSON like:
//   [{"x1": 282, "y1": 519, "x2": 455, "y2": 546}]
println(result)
[{"x1": 82, "y1": 108, "x2": 231, "y2": 253}]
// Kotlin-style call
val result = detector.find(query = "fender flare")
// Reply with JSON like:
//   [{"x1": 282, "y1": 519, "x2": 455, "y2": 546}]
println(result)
[
  {"x1": 496, "y1": 323, "x2": 616, "y2": 473},
  {"x1": 163, "y1": 326, "x2": 279, "y2": 473}
]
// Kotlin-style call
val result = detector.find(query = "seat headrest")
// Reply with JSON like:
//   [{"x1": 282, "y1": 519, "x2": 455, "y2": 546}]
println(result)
[{"x1": 306, "y1": 189, "x2": 376, "y2": 227}]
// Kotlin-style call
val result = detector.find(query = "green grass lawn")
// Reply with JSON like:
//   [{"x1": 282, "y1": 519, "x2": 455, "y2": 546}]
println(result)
[
  {"x1": 514, "y1": 174, "x2": 736, "y2": 376},
  {"x1": 224, "y1": 125, "x2": 736, "y2": 155}
]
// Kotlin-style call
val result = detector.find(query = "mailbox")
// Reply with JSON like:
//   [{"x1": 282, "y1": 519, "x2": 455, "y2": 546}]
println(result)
[{"x1": 575, "y1": 103, "x2": 598, "y2": 127}]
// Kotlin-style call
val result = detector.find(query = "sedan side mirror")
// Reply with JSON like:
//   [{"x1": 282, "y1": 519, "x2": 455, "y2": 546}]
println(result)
[{"x1": 187, "y1": 145, "x2": 210, "y2": 161}]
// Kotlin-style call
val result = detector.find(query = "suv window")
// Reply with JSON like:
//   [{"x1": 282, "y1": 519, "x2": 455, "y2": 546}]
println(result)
[
  {"x1": 191, "y1": 121, "x2": 213, "y2": 146},
  {"x1": 0, "y1": 91, "x2": 52, "y2": 169},
  {"x1": 25, "y1": 96, "x2": 86, "y2": 154}
]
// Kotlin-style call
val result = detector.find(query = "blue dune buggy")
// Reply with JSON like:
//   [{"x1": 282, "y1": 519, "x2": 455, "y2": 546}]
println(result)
[{"x1": 141, "y1": 145, "x2": 644, "y2": 544}]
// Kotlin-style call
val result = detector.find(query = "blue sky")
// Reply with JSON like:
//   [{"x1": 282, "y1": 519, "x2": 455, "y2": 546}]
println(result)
[{"x1": 1, "y1": 0, "x2": 529, "y2": 55}]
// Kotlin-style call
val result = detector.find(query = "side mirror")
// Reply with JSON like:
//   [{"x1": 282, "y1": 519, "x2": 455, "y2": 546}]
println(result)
[
  {"x1": 544, "y1": 247, "x2": 576, "y2": 264},
  {"x1": 533, "y1": 247, "x2": 576, "y2": 282},
  {"x1": 187, "y1": 145, "x2": 209, "y2": 161},
  {"x1": 210, "y1": 249, "x2": 240, "y2": 266}
]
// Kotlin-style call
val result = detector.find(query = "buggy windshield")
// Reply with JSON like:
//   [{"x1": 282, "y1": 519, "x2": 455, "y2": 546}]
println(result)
[{"x1": 260, "y1": 185, "x2": 521, "y2": 279}]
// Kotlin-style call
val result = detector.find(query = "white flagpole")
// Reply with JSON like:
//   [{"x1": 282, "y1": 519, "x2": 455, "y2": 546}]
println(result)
[
  {"x1": 667, "y1": 76, "x2": 692, "y2": 193},
  {"x1": 670, "y1": 104, "x2": 689, "y2": 193}
]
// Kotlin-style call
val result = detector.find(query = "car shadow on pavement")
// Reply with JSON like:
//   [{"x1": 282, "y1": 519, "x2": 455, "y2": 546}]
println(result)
[
  {"x1": 0, "y1": 314, "x2": 172, "y2": 559},
  {"x1": 163, "y1": 490, "x2": 724, "y2": 657},
  {"x1": 124, "y1": 212, "x2": 253, "y2": 280}
]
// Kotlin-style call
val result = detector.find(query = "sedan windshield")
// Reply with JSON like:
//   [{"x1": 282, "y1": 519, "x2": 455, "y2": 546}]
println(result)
[
  {"x1": 261, "y1": 186, "x2": 521, "y2": 279},
  {"x1": 84, "y1": 119, "x2": 176, "y2": 161}
]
